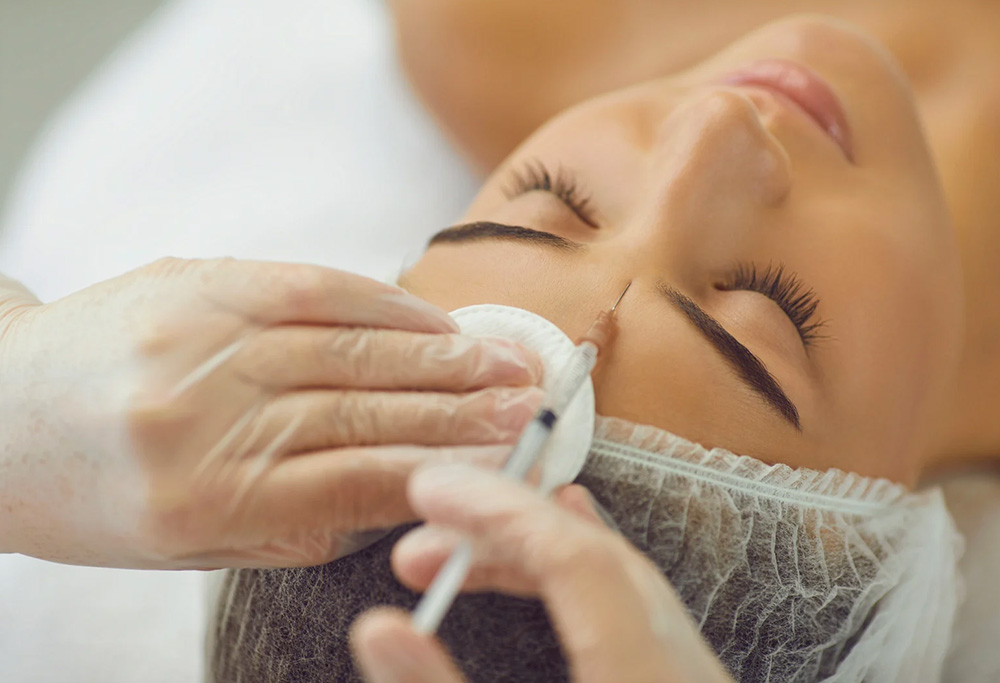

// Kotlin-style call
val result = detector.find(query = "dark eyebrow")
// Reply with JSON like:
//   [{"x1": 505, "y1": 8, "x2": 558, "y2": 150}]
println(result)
[
  {"x1": 428, "y1": 221, "x2": 583, "y2": 251},
  {"x1": 658, "y1": 282, "x2": 802, "y2": 431}
]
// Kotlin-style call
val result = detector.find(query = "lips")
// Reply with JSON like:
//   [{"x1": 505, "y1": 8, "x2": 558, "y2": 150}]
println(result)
[{"x1": 720, "y1": 59, "x2": 854, "y2": 161}]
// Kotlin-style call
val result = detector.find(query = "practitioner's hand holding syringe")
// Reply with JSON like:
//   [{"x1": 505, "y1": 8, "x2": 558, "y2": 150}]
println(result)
[
  {"x1": 351, "y1": 467, "x2": 735, "y2": 683},
  {"x1": 0, "y1": 258, "x2": 542, "y2": 569},
  {"x1": 352, "y1": 281, "x2": 732, "y2": 683}
]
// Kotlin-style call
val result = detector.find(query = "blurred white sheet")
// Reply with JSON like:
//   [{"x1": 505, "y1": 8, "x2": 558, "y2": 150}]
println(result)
[
  {"x1": 0, "y1": 0, "x2": 477, "y2": 301},
  {"x1": 940, "y1": 473, "x2": 1000, "y2": 682},
  {"x1": 0, "y1": 0, "x2": 476, "y2": 681}
]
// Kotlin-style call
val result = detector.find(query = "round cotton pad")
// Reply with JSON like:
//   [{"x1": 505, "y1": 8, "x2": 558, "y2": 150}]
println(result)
[{"x1": 450, "y1": 305, "x2": 596, "y2": 492}]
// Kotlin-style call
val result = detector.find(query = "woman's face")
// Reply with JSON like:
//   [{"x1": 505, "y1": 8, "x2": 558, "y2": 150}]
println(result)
[{"x1": 401, "y1": 17, "x2": 962, "y2": 485}]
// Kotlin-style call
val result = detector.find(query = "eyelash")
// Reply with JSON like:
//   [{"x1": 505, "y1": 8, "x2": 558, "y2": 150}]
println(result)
[
  {"x1": 721, "y1": 263, "x2": 825, "y2": 346},
  {"x1": 504, "y1": 160, "x2": 598, "y2": 227}
]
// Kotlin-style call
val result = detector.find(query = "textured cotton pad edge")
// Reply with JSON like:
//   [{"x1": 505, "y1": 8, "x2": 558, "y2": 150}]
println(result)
[{"x1": 450, "y1": 304, "x2": 596, "y2": 492}]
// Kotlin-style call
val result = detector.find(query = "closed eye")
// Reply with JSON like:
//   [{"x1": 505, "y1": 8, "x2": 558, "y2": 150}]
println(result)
[
  {"x1": 719, "y1": 262, "x2": 826, "y2": 348},
  {"x1": 503, "y1": 160, "x2": 599, "y2": 228}
]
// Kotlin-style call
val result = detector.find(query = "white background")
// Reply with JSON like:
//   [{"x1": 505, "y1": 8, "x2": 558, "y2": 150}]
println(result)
[{"x1": 0, "y1": 1, "x2": 476, "y2": 680}]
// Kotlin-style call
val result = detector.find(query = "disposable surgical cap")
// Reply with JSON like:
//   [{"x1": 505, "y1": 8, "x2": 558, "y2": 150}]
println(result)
[{"x1": 206, "y1": 414, "x2": 961, "y2": 682}]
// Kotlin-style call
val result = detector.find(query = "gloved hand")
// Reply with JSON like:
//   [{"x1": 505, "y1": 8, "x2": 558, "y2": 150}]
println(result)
[
  {"x1": 351, "y1": 464, "x2": 735, "y2": 683},
  {"x1": 0, "y1": 258, "x2": 542, "y2": 569}
]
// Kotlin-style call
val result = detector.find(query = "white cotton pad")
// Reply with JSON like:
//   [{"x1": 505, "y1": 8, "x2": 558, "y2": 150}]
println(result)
[{"x1": 449, "y1": 305, "x2": 596, "y2": 492}]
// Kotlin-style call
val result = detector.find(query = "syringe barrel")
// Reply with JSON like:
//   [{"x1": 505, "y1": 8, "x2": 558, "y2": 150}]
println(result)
[
  {"x1": 411, "y1": 342, "x2": 600, "y2": 636},
  {"x1": 548, "y1": 341, "x2": 598, "y2": 413},
  {"x1": 579, "y1": 310, "x2": 616, "y2": 350},
  {"x1": 502, "y1": 417, "x2": 555, "y2": 480}
]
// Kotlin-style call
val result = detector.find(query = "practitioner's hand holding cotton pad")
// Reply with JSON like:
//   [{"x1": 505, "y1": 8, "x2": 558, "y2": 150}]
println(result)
[{"x1": 0, "y1": 261, "x2": 545, "y2": 569}]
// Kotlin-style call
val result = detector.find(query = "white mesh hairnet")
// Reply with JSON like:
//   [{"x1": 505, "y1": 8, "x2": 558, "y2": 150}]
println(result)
[
  {"x1": 206, "y1": 416, "x2": 963, "y2": 683},
  {"x1": 587, "y1": 417, "x2": 962, "y2": 682}
]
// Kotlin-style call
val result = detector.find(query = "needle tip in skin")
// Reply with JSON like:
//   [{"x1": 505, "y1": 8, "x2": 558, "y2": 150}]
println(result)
[{"x1": 579, "y1": 282, "x2": 632, "y2": 351}]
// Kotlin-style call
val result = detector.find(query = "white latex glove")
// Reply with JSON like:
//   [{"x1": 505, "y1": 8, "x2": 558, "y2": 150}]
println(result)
[
  {"x1": 351, "y1": 464, "x2": 735, "y2": 683},
  {"x1": 0, "y1": 258, "x2": 542, "y2": 569}
]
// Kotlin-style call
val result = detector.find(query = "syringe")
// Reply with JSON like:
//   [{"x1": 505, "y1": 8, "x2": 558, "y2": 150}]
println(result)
[{"x1": 411, "y1": 282, "x2": 632, "y2": 635}]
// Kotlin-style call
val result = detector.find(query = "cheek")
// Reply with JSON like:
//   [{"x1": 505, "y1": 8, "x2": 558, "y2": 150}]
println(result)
[
  {"x1": 465, "y1": 96, "x2": 659, "y2": 221},
  {"x1": 815, "y1": 236, "x2": 959, "y2": 465}
]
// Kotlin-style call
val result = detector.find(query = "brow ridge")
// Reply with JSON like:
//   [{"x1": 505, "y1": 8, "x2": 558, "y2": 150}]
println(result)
[
  {"x1": 658, "y1": 283, "x2": 801, "y2": 430},
  {"x1": 428, "y1": 221, "x2": 583, "y2": 251}
]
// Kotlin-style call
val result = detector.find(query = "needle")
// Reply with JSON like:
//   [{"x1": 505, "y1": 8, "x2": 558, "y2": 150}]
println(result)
[{"x1": 611, "y1": 280, "x2": 632, "y2": 312}]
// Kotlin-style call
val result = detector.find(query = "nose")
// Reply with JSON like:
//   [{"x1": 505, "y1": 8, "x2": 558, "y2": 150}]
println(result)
[
  {"x1": 653, "y1": 89, "x2": 792, "y2": 206},
  {"x1": 620, "y1": 89, "x2": 792, "y2": 284}
]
